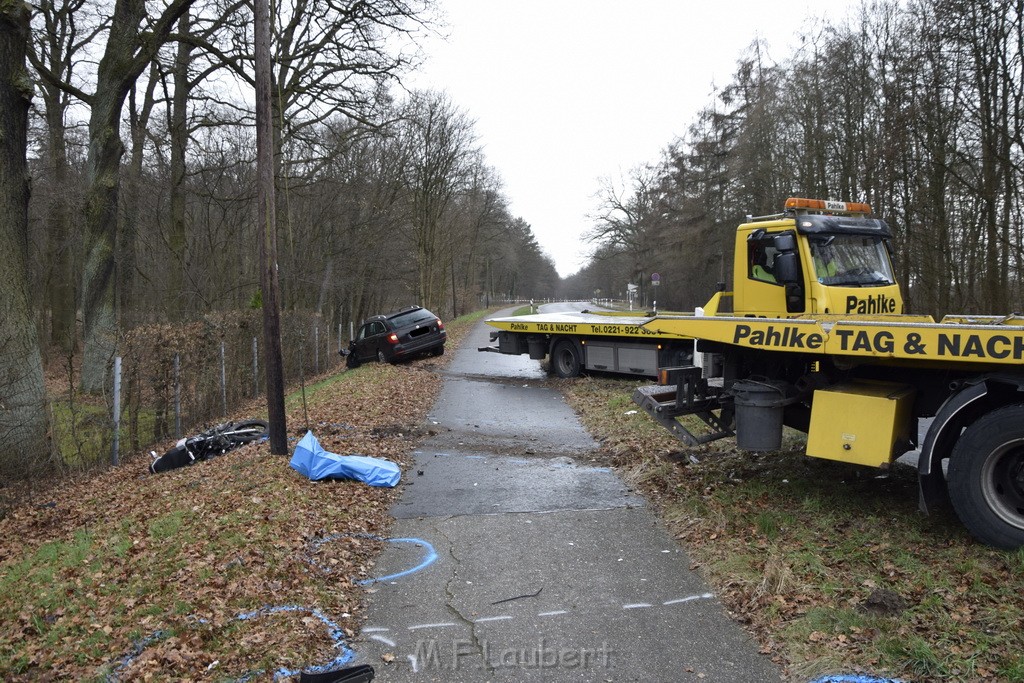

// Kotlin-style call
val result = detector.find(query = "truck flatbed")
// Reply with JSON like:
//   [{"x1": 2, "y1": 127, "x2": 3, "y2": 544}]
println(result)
[
  {"x1": 487, "y1": 311, "x2": 1024, "y2": 367},
  {"x1": 486, "y1": 312, "x2": 660, "y2": 338}
]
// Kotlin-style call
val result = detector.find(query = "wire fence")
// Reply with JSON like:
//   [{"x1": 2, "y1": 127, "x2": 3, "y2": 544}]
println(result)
[{"x1": 51, "y1": 310, "x2": 346, "y2": 474}]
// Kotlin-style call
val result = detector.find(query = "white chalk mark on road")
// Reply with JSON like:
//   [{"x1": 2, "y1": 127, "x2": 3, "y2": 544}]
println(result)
[{"x1": 663, "y1": 592, "x2": 714, "y2": 605}]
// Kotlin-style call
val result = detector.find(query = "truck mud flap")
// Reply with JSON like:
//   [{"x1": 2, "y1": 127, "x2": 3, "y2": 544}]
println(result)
[{"x1": 632, "y1": 366, "x2": 733, "y2": 446}]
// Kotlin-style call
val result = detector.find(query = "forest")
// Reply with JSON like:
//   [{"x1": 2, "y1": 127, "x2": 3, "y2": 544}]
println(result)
[
  {"x1": 565, "y1": 0, "x2": 1024, "y2": 320},
  {"x1": 1, "y1": 0, "x2": 1022, "y2": 485}
]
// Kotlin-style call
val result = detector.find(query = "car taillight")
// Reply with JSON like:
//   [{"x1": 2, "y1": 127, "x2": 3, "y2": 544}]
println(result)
[
  {"x1": 387, "y1": 333, "x2": 399, "y2": 344},
  {"x1": 436, "y1": 319, "x2": 444, "y2": 330}
]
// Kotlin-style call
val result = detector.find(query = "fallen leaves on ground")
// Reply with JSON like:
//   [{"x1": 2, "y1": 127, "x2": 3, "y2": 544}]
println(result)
[{"x1": 0, "y1": 327, "x2": 473, "y2": 680}]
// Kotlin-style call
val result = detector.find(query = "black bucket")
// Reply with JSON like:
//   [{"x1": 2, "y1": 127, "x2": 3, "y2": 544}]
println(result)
[{"x1": 732, "y1": 379, "x2": 789, "y2": 451}]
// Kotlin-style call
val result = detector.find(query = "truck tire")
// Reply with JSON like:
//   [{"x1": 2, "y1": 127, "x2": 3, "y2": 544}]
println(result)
[
  {"x1": 551, "y1": 340, "x2": 582, "y2": 378},
  {"x1": 947, "y1": 403, "x2": 1024, "y2": 549}
]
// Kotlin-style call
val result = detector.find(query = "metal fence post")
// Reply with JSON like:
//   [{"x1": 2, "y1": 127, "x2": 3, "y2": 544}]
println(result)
[
  {"x1": 252, "y1": 336, "x2": 259, "y2": 398},
  {"x1": 220, "y1": 341, "x2": 227, "y2": 416},
  {"x1": 112, "y1": 357, "x2": 122, "y2": 466},
  {"x1": 174, "y1": 353, "x2": 181, "y2": 438}
]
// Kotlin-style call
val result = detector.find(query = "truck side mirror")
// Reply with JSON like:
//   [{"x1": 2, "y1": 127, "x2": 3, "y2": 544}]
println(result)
[
  {"x1": 774, "y1": 252, "x2": 800, "y2": 283},
  {"x1": 773, "y1": 252, "x2": 805, "y2": 313},
  {"x1": 773, "y1": 233, "x2": 797, "y2": 252}
]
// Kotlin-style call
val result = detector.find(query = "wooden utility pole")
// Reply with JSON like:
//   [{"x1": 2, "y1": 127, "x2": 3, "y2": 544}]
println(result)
[{"x1": 255, "y1": 0, "x2": 287, "y2": 454}]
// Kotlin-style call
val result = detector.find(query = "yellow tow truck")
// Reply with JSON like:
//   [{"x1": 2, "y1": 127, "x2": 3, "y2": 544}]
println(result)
[{"x1": 482, "y1": 198, "x2": 1024, "y2": 549}]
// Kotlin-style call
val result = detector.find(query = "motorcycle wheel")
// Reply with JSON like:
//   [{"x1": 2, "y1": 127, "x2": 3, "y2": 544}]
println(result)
[{"x1": 221, "y1": 419, "x2": 269, "y2": 444}]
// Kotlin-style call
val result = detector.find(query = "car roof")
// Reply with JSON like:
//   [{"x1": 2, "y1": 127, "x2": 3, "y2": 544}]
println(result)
[
  {"x1": 364, "y1": 305, "x2": 432, "y2": 324},
  {"x1": 385, "y1": 305, "x2": 425, "y2": 319}
]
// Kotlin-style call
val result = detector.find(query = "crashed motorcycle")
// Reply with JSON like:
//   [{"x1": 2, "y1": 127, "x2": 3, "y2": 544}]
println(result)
[{"x1": 149, "y1": 419, "x2": 269, "y2": 474}]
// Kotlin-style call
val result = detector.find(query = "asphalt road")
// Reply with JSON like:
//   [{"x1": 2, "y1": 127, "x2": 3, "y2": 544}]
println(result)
[{"x1": 352, "y1": 306, "x2": 783, "y2": 682}]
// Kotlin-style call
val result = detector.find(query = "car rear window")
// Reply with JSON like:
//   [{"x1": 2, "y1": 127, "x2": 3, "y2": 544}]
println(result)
[{"x1": 389, "y1": 309, "x2": 437, "y2": 327}]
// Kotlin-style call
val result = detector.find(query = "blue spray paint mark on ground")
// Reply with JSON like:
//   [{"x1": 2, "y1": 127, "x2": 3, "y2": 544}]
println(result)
[
  {"x1": 107, "y1": 606, "x2": 353, "y2": 681},
  {"x1": 235, "y1": 605, "x2": 354, "y2": 679},
  {"x1": 358, "y1": 537, "x2": 439, "y2": 585},
  {"x1": 106, "y1": 630, "x2": 167, "y2": 681},
  {"x1": 809, "y1": 675, "x2": 906, "y2": 683},
  {"x1": 112, "y1": 533, "x2": 434, "y2": 678},
  {"x1": 307, "y1": 533, "x2": 438, "y2": 585}
]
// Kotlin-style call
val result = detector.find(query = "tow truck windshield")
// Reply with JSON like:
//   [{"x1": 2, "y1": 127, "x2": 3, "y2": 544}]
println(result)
[{"x1": 809, "y1": 234, "x2": 895, "y2": 287}]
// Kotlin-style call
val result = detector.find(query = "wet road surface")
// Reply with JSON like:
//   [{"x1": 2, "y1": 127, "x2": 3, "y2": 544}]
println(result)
[{"x1": 352, "y1": 306, "x2": 783, "y2": 681}]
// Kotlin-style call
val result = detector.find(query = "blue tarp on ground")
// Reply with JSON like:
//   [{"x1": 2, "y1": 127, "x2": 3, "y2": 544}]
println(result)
[{"x1": 290, "y1": 431, "x2": 401, "y2": 487}]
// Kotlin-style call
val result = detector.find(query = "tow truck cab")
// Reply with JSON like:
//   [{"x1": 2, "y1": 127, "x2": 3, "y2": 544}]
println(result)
[{"x1": 725, "y1": 198, "x2": 904, "y2": 318}]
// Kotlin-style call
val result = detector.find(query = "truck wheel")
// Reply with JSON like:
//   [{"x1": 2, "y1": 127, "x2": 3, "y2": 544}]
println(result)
[
  {"x1": 551, "y1": 340, "x2": 582, "y2": 378},
  {"x1": 947, "y1": 404, "x2": 1024, "y2": 549}
]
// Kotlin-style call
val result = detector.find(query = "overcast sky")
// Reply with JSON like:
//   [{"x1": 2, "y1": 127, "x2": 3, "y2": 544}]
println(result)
[{"x1": 405, "y1": 0, "x2": 863, "y2": 277}]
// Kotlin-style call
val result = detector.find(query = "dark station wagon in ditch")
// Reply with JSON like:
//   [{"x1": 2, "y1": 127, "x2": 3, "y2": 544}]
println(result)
[{"x1": 344, "y1": 306, "x2": 446, "y2": 368}]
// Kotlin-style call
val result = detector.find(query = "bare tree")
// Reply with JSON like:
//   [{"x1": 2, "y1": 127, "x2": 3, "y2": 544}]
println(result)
[
  {"x1": 29, "y1": 0, "x2": 199, "y2": 390},
  {"x1": 587, "y1": 168, "x2": 662, "y2": 305},
  {"x1": 399, "y1": 91, "x2": 476, "y2": 312},
  {"x1": 29, "y1": 0, "x2": 104, "y2": 353}
]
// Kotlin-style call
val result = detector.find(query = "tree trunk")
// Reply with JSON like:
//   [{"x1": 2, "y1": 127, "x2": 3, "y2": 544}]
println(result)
[
  {"x1": 80, "y1": 93, "x2": 126, "y2": 392},
  {"x1": 168, "y1": 11, "x2": 192, "y2": 320},
  {"x1": 42, "y1": 98, "x2": 76, "y2": 354},
  {"x1": 256, "y1": 0, "x2": 287, "y2": 454},
  {"x1": 79, "y1": 0, "x2": 144, "y2": 391},
  {"x1": 0, "y1": 0, "x2": 51, "y2": 478},
  {"x1": 79, "y1": 0, "x2": 193, "y2": 391},
  {"x1": 122, "y1": 61, "x2": 159, "y2": 328}
]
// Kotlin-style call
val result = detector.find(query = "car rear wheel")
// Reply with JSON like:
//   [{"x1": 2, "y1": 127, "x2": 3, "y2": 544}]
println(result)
[
  {"x1": 377, "y1": 349, "x2": 390, "y2": 364},
  {"x1": 433, "y1": 345, "x2": 445, "y2": 356}
]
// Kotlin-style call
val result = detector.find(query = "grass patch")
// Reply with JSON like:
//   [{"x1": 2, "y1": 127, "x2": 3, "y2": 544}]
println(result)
[
  {"x1": 51, "y1": 400, "x2": 159, "y2": 468},
  {"x1": 284, "y1": 366, "x2": 359, "y2": 411},
  {"x1": 148, "y1": 511, "x2": 186, "y2": 540},
  {"x1": 449, "y1": 308, "x2": 498, "y2": 326},
  {"x1": 559, "y1": 374, "x2": 1024, "y2": 682}
]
